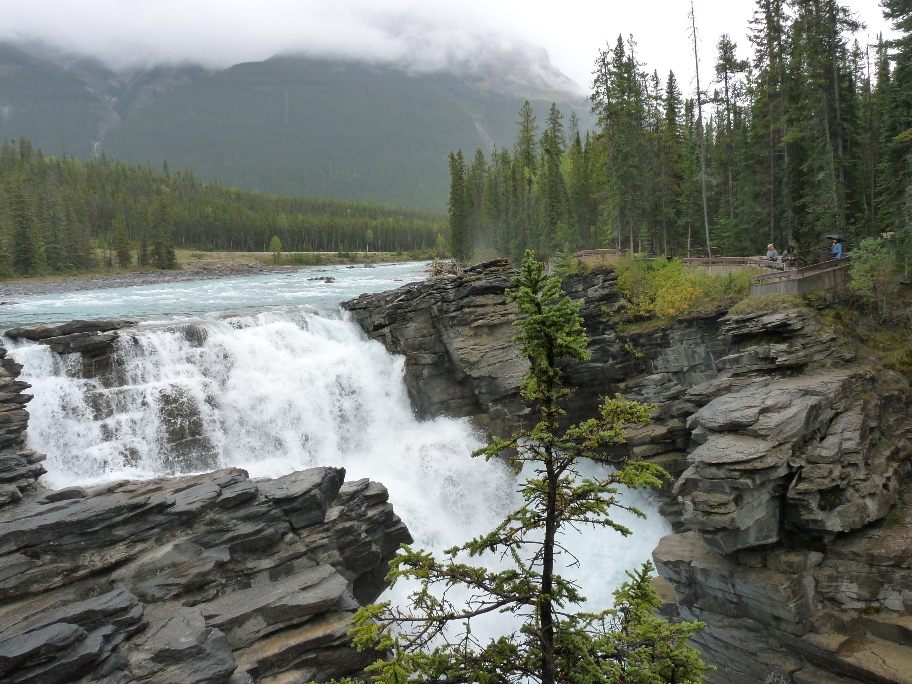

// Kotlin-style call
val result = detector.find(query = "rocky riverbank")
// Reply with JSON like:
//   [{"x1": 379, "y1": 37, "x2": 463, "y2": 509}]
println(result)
[
  {"x1": 342, "y1": 259, "x2": 912, "y2": 684},
  {"x1": 0, "y1": 338, "x2": 412, "y2": 683}
]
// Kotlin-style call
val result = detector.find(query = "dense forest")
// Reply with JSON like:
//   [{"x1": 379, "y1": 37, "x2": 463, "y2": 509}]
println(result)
[
  {"x1": 447, "y1": 0, "x2": 912, "y2": 265},
  {"x1": 0, "y1": 140, "x2": 444, "y2": 276}
]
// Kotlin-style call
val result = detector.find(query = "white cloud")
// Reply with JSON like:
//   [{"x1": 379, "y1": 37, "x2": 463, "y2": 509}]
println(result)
[{"x1": 1, "y1": 0, "x2": 896, "y2": 93}]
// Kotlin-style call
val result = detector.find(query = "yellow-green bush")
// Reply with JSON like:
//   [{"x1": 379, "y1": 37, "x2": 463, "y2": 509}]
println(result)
[{"x1": 616, "y1": 257, "x2": 751, "y2": 318}]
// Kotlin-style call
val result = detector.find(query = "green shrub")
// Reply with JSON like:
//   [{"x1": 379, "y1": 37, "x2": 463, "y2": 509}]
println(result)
[
  {"x1": 616, "y1": 257, "x2": 751, "y2": 318},
  {"x1": 288, "y1": 252, "x2": 322, "y2": 265}
]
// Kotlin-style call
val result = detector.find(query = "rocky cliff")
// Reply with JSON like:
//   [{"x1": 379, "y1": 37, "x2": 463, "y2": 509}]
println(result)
[
  {"x1": 0, "y1": 335, "x2": 412, "y2": 684},
  {"x1": 343, "y1": 260, "x2": 912, "y2": 684}
]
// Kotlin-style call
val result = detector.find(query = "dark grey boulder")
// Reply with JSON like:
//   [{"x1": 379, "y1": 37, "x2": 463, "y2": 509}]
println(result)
[{"x1": 4, "y1": 320, "x2": 136, "y2": 342}]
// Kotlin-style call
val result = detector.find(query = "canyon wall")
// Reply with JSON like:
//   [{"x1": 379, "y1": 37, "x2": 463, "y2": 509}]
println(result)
[{"x1": 343, "y1": 259, "x2": 912, "y2": 684}]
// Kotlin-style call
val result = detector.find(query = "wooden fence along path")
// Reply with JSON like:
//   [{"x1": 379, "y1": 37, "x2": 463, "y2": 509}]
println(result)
[
  {"x1": 749, "y1": 258, "x2": 851, "y2": 297},
  {"x1": 570, "y1": 249, "x2": 851, "y2": 297}
]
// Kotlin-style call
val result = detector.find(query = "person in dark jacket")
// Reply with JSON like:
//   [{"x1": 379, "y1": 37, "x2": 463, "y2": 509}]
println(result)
[{"x1": 781, "y1": 245, "x2": 797, "y2": 268}]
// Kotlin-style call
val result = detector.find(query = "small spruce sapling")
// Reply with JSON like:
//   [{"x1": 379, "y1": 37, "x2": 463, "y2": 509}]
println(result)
[{"x1": 333, "y1": 250, "x2": 709, "y2": 684}]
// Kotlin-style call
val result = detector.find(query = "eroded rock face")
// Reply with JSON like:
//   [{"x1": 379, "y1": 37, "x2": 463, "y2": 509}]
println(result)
[
  {"x1": 343, "y1": 261, "x2": 912, "y2": 684},
  {"x1": 0, "y1": 344, "x2": 44, "y2": 505},
  {"x1": 0, "y1": 466, "x2": 412, "y2": 683}
]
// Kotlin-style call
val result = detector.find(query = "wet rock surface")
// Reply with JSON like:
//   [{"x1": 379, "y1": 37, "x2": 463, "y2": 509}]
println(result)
[
  {"x1": 345, "y1": 260, "x2": 912, "y2": 684},
  {"x1": 0, "y1": 344, "x2": 43, "y2": 506},
  {"x1": 0, "y1": 432, "x2": 411, "y2": 684}
]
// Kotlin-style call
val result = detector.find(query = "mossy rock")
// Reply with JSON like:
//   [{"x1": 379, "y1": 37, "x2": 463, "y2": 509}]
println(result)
[{"x1": 728, "y1": 293, "x2": 808, "y2": 316}]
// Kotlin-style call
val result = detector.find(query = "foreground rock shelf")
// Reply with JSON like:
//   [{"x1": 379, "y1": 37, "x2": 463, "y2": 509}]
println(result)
[
  {"x1": 0, "y1": 465, "x2": 411, "y2": 684},
  {"x1": 343, "y1": 259, "x2": 912, "y2": 684}
]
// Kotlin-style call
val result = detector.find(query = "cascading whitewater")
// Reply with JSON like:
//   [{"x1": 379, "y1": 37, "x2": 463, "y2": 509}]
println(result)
[{"x1": 10, "y1": 308, "x2": 669, "y2": 635}]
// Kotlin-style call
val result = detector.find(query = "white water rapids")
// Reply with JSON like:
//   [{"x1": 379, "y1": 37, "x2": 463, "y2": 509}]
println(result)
[{"x1": 6, "y1": 268, "x2": 669, "y2": 638}]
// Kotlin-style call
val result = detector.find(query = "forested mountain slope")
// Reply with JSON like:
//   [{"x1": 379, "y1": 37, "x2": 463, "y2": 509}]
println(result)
[
  {"x1": 0, "y1": 44, "x2": 592, "y2": 211},
  {"x1": 0, "y1": 139, "x2": 444, "y2": 277}
]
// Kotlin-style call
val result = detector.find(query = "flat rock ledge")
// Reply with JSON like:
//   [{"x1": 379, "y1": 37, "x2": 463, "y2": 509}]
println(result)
[
  {"x1": 5, "y1": 320, "x2": 137, "y2": 379},
  {"x1": 0, "y1": 466, "x2": 412, "y2": 684}
]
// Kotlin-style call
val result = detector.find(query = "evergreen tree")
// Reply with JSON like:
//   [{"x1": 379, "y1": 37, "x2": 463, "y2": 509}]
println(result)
[
  {"x1": 8, "y1": 180, "x2": 45, "y2": 274},
  {"x1": 38, "y1": 186, "x2": 69, "y2": 271},
  {"x1": 515, "y1": 101, "x2": 540, "y2": 174},
  {"x1": 341, "y1": 251, "x2": 709, "y2": 684},
  {"x1": 152, "y1": 197, "x2": 178, "y2": 269},
  {"x1": 592, "y1": 35, "x2": 650, "y2": 251},
  {"x1": 713, "y1": 35, "x2": 749, "y2": 227},
  {"x1": 877, "y1": 0, "x2": 912, "y2": 269},
  {"x1": 113, "y1": 215, "x2": 132, "y2": 268},
  {"x1": 658, "y1": 73, "x2": 685, "y2": 254},
  {"x1": 447, "y1": 151, "x2": 470, "y2": 262}
]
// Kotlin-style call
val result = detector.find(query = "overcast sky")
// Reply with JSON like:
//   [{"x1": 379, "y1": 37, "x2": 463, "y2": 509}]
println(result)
[{"x1": 2, "y1": 0, "x2": 897, "y2": 93}]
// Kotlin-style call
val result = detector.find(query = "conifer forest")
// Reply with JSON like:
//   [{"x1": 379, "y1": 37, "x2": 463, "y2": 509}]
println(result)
[
  {"x1": 0, "y1": 141, "x2": 444, "y2": 277},
  {"x1": 447, "y1": 0, "x2": 912, "y2": 266}
]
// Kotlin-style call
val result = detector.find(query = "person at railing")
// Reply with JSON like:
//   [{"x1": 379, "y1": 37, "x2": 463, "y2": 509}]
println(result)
[
  {"x1": 781, "y1": 244, "x2": 797, "y2": 268},
  {"x1": 831, "y1": 238, "x2": 844, "y2": 259},
  {"x1": 765, "y1": 244, "x2": 779, "y2": 262}
]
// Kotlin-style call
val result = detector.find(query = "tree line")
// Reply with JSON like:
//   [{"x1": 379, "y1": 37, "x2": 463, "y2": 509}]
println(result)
[
  {"x1": 0, "y1": 139, "x2": 445, "y2": 276},
  {"x1": 447, "y1": 0, "x2": 912, "y2": 265}
]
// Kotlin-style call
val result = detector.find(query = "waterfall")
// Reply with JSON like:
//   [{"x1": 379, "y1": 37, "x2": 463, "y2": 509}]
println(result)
[{"x1": 9, "y1": 308, "x2": 670, "y2": 636}]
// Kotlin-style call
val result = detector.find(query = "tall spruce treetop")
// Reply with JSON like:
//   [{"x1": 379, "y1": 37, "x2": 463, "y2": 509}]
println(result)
[
  {"x1": 335, "y1": 251, "x2": 709, "y2": 684},
  {"x1": 447, "y1": 151, "x2": 471, "y2": 262},
  {"x1": 544, "y1": 103, "x2": 566, "y2": 159},
  {"x1": 516, "y1": 101, "x2": 540, "y2": 174}
]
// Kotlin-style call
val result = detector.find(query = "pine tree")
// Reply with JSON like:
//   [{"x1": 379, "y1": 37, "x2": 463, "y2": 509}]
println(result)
[
  {"x1": 113, "y1": 215, "x2": 132, "y2": 268},
  {"x1": 340, "y1": 251, "x2": 709, "y2": 684},
  {"x1": 515, "y1": 101, "x2": 540, "y2": 174},
  {"x1": 713, "y1": 35, "x2": 749, "y2": 228},
  {"x1": 37, "y1": 186, "x2": 70, "y2": 271},
  {"x1": 447, "y1": 151, "x2": 470, "y2": 262},
  {"x1": 877, "y1": 0, "x2": 912, "y2": 270},
  {"x1": 592, "y1": 35, "x2": 651, "y2": 252},
  {"x1": 152, "y1": 197, "x2": 178, "y2": 269},
  {"x1": 658, "y1": 73, "x2": 685, "y2": 255},
  {"x1": 7, "y1": 180, "x2": 45, "y2": 275}
]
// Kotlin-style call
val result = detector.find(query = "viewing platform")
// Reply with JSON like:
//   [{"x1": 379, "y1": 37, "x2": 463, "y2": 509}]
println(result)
[{"x1": 749, "y1": 257, "x2": 851, "y2": 296}]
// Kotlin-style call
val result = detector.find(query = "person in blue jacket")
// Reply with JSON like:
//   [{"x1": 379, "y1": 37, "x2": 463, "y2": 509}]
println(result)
[{"x1": 832, "y1": 238, "x2": 844, "y2": 259}]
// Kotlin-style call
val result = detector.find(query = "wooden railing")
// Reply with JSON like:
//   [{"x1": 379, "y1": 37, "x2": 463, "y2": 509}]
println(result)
[{"x1": 751, "y1": 257, "x2": 850, "y2": 284}]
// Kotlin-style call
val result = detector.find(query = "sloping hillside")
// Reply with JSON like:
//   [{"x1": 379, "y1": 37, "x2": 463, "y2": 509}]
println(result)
[{"x1": 0, "y1": 45, "x2": 592, "y2": 211}]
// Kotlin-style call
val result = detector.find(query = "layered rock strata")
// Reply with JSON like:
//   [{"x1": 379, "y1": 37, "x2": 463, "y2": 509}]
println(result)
[
  {"x1": 0, "y1": 465, "x2": 411, "y2": 684},
  {"x1": 5, "y1": 319, "x2": 135, "y2": 378},
  {"x1": 0, "y1": 343, "x2": 45, "y2": 507},
  {"x1": 342, "y1": 262, "x2": 912, "y2": 684}
]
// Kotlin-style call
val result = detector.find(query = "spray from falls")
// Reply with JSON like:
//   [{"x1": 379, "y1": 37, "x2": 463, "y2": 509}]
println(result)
[{"x1": 10, "y1": 308, "x2": 669, "y2": 634}]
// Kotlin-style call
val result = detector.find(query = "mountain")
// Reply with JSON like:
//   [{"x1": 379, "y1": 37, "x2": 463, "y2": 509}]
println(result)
[{"x1": 0, "y1": 43, "x2": 594, "y2": 211}]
